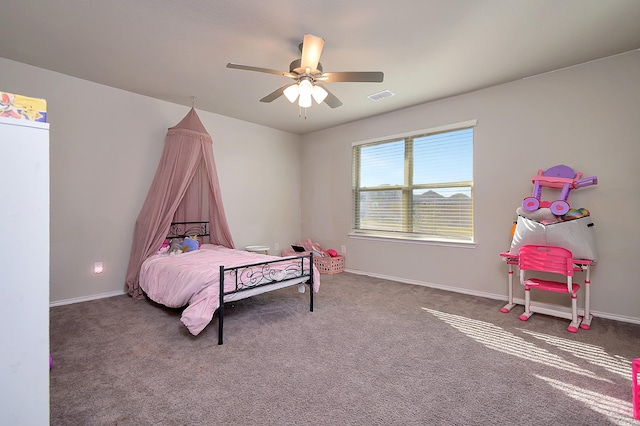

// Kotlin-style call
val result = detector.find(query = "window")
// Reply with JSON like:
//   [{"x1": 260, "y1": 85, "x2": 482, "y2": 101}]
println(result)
[{"x1": 352, "y1": 120, "x2": 475, "y2": 243}]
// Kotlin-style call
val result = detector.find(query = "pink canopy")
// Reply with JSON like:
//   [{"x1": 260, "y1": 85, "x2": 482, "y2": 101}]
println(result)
[{"x1": 125, "y1": 108, "x2": 235, "y2": 300}]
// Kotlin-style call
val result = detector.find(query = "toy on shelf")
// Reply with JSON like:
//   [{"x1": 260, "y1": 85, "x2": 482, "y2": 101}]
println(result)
[{"x1": 522, "y1": 165, "x2": 597, "y2": 216}]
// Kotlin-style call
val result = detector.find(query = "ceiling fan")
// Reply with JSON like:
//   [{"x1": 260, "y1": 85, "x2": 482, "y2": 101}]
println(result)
[{"x1": 226, "y1": 34, "x2": 384, "y2": 110}]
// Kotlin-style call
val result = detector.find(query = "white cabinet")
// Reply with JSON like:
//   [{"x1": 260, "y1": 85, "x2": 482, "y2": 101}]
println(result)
[{"x1": 0, "y1": 116, "x2": 50, "y2": 424}]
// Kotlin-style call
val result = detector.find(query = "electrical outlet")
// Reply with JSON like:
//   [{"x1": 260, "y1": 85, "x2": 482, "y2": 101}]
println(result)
[
  {"x1": 341, "y1": 245, "x2": 346, "y2": 254},
  {"x1": 274, "y1": 243, "x2": 280, "y2": 252}
]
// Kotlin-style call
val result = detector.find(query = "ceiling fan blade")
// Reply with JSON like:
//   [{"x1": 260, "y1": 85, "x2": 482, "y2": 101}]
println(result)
[
  {"x1": 320, "y1": 71, "x2": 384, "y2": 83},
  {"x1": 259, "y1": 84, "x2": 295, "y2": 103},
  {"x1": 226, "y1": 63, "x2": 296, "y2": 79},
  {"x1": 316, "y1": 84, "x2": 343, "y2": 108},
  {"x1": 300, "y1": 34, "x2": 325, "y2": 73}
]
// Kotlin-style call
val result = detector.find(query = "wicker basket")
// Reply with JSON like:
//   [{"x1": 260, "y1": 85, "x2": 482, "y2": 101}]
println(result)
[{"x1": 313, "y1": 255, "x2": 345, "y2": 274}]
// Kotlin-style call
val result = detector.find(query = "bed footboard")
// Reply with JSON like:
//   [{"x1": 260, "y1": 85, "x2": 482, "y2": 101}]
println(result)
[{"x1": 217, "y1": 253, "x2": 314, "y2": 345}]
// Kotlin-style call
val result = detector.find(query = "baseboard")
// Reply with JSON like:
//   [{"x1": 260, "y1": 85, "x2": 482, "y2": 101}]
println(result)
[
  {"x1": 50, "y1": 290, "x2": 126, "y2": 307},
  {"x1": 343, "y1": 268, "x2": 640, "y2": 326}
]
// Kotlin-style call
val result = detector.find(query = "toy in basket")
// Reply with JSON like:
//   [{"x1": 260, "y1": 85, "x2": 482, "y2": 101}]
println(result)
[{"x1": 281, "y1": 239, "x2": 345, "y2": 274}]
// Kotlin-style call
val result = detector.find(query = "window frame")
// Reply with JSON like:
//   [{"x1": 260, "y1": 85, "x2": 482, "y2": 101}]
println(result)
[{"x1": 350, "y1": 120, "x2": 476, "y2": 245}]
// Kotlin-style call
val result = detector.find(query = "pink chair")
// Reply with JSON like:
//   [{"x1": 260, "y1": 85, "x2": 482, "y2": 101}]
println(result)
[{"x1": 518, "y1": 245, "x2": 582, "y2": 332}]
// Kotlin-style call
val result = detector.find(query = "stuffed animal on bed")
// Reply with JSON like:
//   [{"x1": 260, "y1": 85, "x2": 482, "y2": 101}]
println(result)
[
  {"x1": 168, "y1": 238, "x2": 184, "y2": 255},
  {"x1": 157, "y1": 239, "x2": 170, "y2": 254},
  {"x1": 181, "y1": 236, "x2": 199, "y2": 252}
]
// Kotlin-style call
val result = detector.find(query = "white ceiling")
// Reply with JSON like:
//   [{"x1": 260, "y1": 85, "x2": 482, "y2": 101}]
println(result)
[{"x1": 1, "y1": 0, "x2": 639, "y2": 135}]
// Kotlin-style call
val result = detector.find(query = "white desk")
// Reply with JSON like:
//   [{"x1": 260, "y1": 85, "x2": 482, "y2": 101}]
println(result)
[{"x1": 499, "y1": 251, "x2": 594, "y2": 330}]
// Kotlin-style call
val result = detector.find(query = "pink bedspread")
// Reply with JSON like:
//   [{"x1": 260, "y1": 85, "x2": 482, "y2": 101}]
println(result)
[{"x1": 140, "y1": 244, "x2": 320, "y2": 335}]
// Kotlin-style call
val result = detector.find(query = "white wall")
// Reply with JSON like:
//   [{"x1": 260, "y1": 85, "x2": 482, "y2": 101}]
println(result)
[
  {"x1": 301, "y1": 51, "x2": 640, "y2": 323},
  {"x1": 0, "y1": 57, "x2": 303, "y2": 304}
]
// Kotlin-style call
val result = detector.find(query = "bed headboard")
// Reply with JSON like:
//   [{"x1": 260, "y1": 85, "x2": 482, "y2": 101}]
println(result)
[{"x1": 167, "y1": 221, "x2": 210, "y2": 239}]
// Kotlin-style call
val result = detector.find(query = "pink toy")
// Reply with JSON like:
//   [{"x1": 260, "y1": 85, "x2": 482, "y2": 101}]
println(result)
[
  {"x1": 522, "y1": 165, "x2": 597, "y2": 216},
  {"x1": 633, "y1": 358, "x2": 640, "y2": 420}
]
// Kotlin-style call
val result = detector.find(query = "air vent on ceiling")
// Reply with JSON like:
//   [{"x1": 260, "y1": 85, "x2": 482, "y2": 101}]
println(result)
[{"x1": 367, "y1": 90, "x2": 395, "y2": 101}]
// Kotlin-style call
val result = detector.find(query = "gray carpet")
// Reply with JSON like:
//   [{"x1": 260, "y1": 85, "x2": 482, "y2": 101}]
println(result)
[{"x1": 50, "y1": 272, "x2": 640, "y2": 425}]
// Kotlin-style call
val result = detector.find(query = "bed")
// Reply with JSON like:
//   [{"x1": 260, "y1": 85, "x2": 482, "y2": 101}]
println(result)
[{"x1": 139, "y1": 222, "x2": 320, "y2": 344}]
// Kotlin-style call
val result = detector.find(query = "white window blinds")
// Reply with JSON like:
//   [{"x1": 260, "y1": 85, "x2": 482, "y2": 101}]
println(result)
[{"x1": 352, "y1": 122, "x2": 474, "y2": 242}]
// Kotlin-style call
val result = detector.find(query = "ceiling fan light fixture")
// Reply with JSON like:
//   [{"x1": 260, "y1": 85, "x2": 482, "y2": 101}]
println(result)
[
  {"x1": 227, "y1": 33, "x2": 384, "y2": 114},
  {"x1": 298, "y1": 92, "x2": 312, "y2": 108},
  {"x1": 297, "y1": 79, "x2": 314, "y2": 107},
  {"x1": 298, "y1": 79, "x2": 313, "y2": 96},
  {"x1": 283, "y1": 84, "x2": 299, "y2": 103},
  {"x1": 312, "y1": 85, "x2": 328, "y2": 104}
]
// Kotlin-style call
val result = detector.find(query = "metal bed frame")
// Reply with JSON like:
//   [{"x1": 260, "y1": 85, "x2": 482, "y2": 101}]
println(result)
[
  {"x1": 218, "y1": 253, "x2": 314, "y2": 345},
  {"x1": 167, "y1": 221, "x2": 210, "y2": 239},
  {"x1": 168, "y1": 222, "x2": 314, "y2": 345}
]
